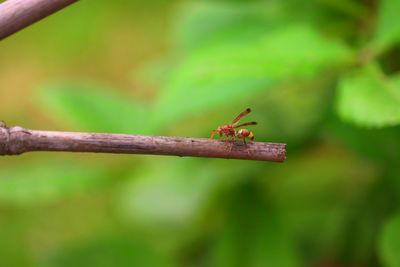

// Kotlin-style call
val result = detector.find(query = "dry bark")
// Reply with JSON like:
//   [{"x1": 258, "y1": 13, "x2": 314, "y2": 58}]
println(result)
[
  {"x1": 0, "y1": 122, "x2": 286, "y2": 162},
  {"x1": 0, "y1": 0, "x2": 78, "y2": 40}
]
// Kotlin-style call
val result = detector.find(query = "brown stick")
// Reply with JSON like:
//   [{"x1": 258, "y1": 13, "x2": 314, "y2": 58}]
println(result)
[
  {"x1": 0, "y1": 0, "x2": 78, "y2": 40},
  {"x1": 0, "y1": 122, "x2": 286, "y2": 162}
]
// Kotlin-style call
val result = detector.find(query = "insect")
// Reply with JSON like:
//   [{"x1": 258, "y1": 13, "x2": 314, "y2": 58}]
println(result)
[{"x1": 210, "y1": 108, "x2": 257, "y2": 145}]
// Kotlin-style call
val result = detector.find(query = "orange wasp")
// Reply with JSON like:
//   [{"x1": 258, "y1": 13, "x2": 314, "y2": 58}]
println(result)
[{"x1": 210, "y1": 108, "x2": 257, "y2": 145}]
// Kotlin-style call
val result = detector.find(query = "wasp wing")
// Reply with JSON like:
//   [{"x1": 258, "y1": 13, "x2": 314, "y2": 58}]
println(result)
[
  {"x1": 233, "y1": 121, "x2": 257, "y2": 128},
  {"x1": 231, "y1": 108, "x2": 251, "y2": 124}
]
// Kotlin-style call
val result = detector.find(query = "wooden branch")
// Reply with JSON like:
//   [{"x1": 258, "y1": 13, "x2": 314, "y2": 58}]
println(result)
[
  {"x1": 0, "y1": 0, "x2": 78, "y2": 40},
  {"x1": 0, "y1": 122, "x2": 286, "y2": 162}
]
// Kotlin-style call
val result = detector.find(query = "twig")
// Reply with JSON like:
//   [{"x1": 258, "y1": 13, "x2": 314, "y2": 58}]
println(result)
[
  {"x1": 0, "y1": 0, "x2": 78, "y2": 40},
  {"x1": 0, "y1": 122, "x2": 286, "y2": 162}
]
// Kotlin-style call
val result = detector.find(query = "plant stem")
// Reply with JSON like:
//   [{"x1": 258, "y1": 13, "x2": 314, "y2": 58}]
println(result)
[
  {"x1": 0, "y1": 123, "x2": 286, "y2": 162},
  {"x1": 0, "y1": 0, "x2": 78, "y2": 40}
]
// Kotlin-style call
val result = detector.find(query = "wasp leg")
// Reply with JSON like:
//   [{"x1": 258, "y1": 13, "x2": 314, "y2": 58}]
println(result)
[
  {"x1": 224, "y1": 134, "x2": 234, "y2": 143},
  {"x1": 227, "y1": 136, "x2": 236, "y2": 153},
  {"x1": 223, "y1": 136, "x2": 234, "y2": 152},
  {"x1": 210, "y1": 130, "x2": 218, "y2": 139},
  {"x1": 242, "y1": 138, "x2": 252, "y2": 156}
]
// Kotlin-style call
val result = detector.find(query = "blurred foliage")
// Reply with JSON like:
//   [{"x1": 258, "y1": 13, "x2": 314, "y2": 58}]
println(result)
[
  {"x1": 39, "y1": 82, "x2": 145, "y2": 133},
  {"x1": 379, "y1": 213, "x2": 400, "y2": 267},
  {"x1": 374, "y1": 0, "x2": 400, "y2": 51},
  {"x1": 0, "y1": 160, "x2": 109, "y2": 206},
  {"x1": 1, "y1": 0, "x2": 400, "y2": 266},
  {"x1": 41, "y1": 235, "x2": 176, "y2": 267},
  {"x1": 337, "y1": 64, "x2": 400, "y2": 127},
  {"x1": 153, "y1": 23, "x2": 350, "y2": 128}
]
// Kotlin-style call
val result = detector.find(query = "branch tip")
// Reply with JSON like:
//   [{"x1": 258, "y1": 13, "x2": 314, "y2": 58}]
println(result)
[{"x1": 0, "y1": 122, "x2": 286, "y2": 162}]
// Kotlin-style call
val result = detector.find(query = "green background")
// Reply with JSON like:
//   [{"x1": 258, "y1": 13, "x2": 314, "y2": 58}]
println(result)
[{"x1": 1, "y1": 0, "x2": 400, "y2": 266}]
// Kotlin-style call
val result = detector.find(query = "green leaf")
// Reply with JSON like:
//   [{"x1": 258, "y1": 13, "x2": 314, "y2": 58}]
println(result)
[
  {"x1": 153, "y1": 24, "x2": 351, "y2": 127},
  {"x1": 142, "y1": 2, "x2": 281, "y2": 91},
  {"x1": 0, "y1": 161, "x2": 108, "y2": 206},
  {"x1": 374, "y1": 0, "x2": 400, "y2": 50},
  {"x1": 173, "y1": 2, "x2": 283, "y2": 51},
  {"x1": 336, "y1": 64, "x2": 400, "y2": 127},
  {"x1": 379, "y1": 213, "x2": 400, "y2": 267},
  {"x1": 39, "y1": 82, "x2": 145, "y2": 133}
]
